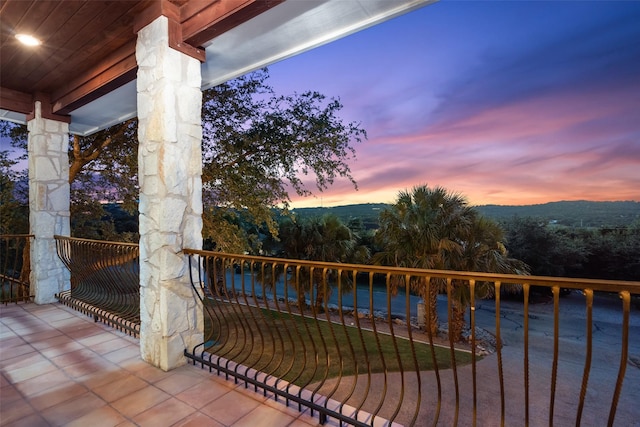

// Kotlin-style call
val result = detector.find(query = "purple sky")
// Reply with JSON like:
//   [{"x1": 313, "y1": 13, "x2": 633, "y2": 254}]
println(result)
[{"x1": 267, "y1": 1, "x2": 640, "y2": 208}]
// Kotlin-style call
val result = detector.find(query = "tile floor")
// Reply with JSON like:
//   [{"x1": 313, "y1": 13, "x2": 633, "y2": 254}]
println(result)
[{"x1": 0, "y1": 302, "x2": 324, "y2": 427}]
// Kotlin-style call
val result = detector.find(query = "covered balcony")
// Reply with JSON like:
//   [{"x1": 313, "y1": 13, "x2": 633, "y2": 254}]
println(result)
[{"x1": 1, "y1": 1, "x2": 639, "y2": 426}]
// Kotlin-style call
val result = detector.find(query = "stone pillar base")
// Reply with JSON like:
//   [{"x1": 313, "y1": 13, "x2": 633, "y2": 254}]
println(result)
[{"x1": 28, "y1": 101, "x2": 71, "y2": 304}]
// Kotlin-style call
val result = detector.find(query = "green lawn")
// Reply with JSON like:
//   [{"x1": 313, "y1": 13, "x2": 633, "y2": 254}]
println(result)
[{"x1": 204, "y1": 300, "x2": 473, "y2": 387}]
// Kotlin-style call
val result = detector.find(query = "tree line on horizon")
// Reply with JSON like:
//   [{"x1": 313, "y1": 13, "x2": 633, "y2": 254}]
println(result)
[{"x1": 291, "y1": 200, "x2": 640, "y2": 230}]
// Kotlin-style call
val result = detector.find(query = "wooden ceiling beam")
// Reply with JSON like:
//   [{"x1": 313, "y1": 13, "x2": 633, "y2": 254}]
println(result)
[
  {"x1": 27, "y1": 92, "x2": 71, "y2": 123},
  {"x1": 180, "y1": 0, "x2": 285, "y2": 48},
  {"x1": 0, "y1": 90, "x2": 73, "y2": 124},
  {"x1": 51, "y1": 40, "x2": 138, "y2": 115},
  {"x1": 134, "y1": 0, "x2": 205, "y2": 61},
  {"x1": 133, "y1": 0, "x2": 181, "y2": 32},
  {"x1": 0, "y1": 87, "x2": 33, "y2": 115}
]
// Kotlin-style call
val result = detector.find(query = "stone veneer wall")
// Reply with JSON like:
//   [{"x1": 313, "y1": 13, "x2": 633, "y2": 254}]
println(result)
[
  {"x1": 136, "y1": 16, "x2": 204, "y2": 370},
  {"x1": 28, "y1": 101, "x2": 71, "y2": 304}
]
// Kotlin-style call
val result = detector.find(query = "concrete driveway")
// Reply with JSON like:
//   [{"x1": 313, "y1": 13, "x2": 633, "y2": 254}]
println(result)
[{"x1": 315, "y1": 291, "x2": 640, "y2": 426}]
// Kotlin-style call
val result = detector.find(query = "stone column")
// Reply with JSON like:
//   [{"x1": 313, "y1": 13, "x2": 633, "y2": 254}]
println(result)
[
  {"x1": 136, "y1": 16, "x2": 204, "y2": 371},
  {"x1": 27, "y1": 101, "x2": 71, "y2": 304}
]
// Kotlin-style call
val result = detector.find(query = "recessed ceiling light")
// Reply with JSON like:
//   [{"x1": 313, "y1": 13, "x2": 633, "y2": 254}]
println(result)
[{"x1": 16, "y1": 34, "x2": 41, "y2": 46}]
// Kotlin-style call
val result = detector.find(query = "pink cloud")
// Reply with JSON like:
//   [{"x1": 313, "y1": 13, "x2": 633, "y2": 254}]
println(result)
[{"x1": 290, "y1": 83, "x2": 639, "y2": 208}]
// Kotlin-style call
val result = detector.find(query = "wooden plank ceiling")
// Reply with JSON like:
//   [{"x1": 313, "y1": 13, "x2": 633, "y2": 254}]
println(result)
[{"x1": 0, "y1": 0, "x2": 282, "y2": 121}]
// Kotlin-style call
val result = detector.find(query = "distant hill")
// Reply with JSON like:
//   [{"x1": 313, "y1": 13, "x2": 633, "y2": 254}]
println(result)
[
  {"x1": 291, "y1": 203, "x2": 387, "y2": 230},
  {"x1": 292, "y1": 201, "x2": 640, "y2": 229},
  {"x1": 476, "y1": 201, "x2": 640, "y2": 228}
]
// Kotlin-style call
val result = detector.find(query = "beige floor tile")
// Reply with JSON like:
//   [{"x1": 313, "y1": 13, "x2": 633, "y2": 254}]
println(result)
[
  {"x1": 50, "y1": 347, "x2": 98, "y2": 367},
  {"x1": 28, "y1": 381, "x2": 88, "y2": 411},
  {"x1": 117, "y1": 355, "x2": 151, "y2": 372},
  {"x1": 40, "y1": 391, "x2": 107, "y2": 426},
  {"x1": 76, "y1": 331, "x2": 122, "y2": 347},
  {"x1": 92, "y1": 374, "x2": 148, "y2": 402},
  {"x1": 115, "y1": 354, "x2": 148, "y2": 370},
  {"x1": 4, "y1": 359, "x2": 57, "y2": 384},
  {"x1": 132, "y1": 397, "x2": 196, "y2": 427},
  {"x1": 3, "y1": 319, "x2": 46, "y2": 333},
  {"x1": 35, "y1": 309, "x2": 76, "y2": 321},
  {"x1": 174, "y1": 378, "x2": 231, "y2": 409},
  {"x1": 0, "y1": 394, "x2": 38, "y2": 425},
  {"x1": 22, "y1": 328, "x2": 64, "y2": 343},
  {"x1": 91, "y1": 336, "x2": 132, "y2": 355},
  {"x1": 111, "y1": 385, "x2": 171, "y2": 418},
  {"x1": 1, "y1": 412, "x2": 49, "y2": 427},
  {"x1": 49, "y1": 316, "x2": 88, "y2": 329},
  {"x1": 0, "y1": 373, "x2": 10, "y2": 387},
  {"x1": 103, "y1": 345, "x2": 140, "y2": 364},
  {"x1": 78, "y1": 366, "x2": 131, "y2": 389},
  {"x1": 61, "y1": 327, "x2": 103, "y2": 342},
  {"x1": 63, "y1": 357, "x2": 120, "y2": 379},
  {"x1": 233, "y1": 403, "x2": 297, "y2": 427},
  {"x1": 170, "y1": 411, "x2": 224, "y2": 427},
  {"x1": 63, "y1": 321, "x2": 103, "y2": 337},
  {"x1": 8, "y1": 324, "x2": 51, "y2": 336},
  {"x1": 201, "y1": 389, "x2": 262, "y2": 425},
  {"x1": 287, "y1": 417, "x2": 321, "y2": 427},
  {"x1": 154, "y1": 368, "x2": 207, "y2": 395},
  {"x1": 65, "y1": 404, "x2": 127, "y2": 427},
  {"x1": 31, "y1": 334, "x2": 75, "y2": 351},
  {"x1": 0, "y1": 335, "x2": 27, "y2": 349},
  {"x1": 0, "y1": 343, "x2": 36, "y2": 361},
  {"x1": 0, "y1": 383, "x2": 23, "y2": 405},
  {"x1": 0, "y1": 329, "x2": 17, "y2": 340},
  {"x1": 132, "y1": 363, "x2": 175, "y2": 383},
  {"x1": 13, "y1": 369, "x2": 72, "y2": 397},
  {"x1": 40, "y1": 339, "x2": 87, "y2": 359},
  {"x1": 1, "y1": 351, "x2": 47, "y2": 371}
]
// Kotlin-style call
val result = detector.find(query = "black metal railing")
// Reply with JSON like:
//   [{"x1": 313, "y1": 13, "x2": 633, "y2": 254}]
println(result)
[
  {"x1": 54, "y1": 235, "x2": 140, "y2": 336},
  {"x1": 183, "y1": 249, "x2": 640, "y2": 427},
  {"x1": 0, "y1": 234, "x2": 33, "y2": 304}
]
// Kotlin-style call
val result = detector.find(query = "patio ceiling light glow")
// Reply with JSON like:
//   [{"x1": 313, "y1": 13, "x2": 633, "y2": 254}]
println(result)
[{"x1": 16, "y1": 33, "x2": 41, "y2": 46}]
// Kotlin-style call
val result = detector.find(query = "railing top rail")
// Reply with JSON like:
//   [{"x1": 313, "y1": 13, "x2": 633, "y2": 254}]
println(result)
[
  {"x1": 54, "y1": 235, "x2": 139, "y2": 248},
  {"x1": 183, "y1": 248, "x2": 640, "y2": 293}
]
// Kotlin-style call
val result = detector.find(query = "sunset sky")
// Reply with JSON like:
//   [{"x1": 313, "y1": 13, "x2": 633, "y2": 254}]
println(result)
[{"x1": 268, "y1": 1, "x2": 640, "y2": 208}]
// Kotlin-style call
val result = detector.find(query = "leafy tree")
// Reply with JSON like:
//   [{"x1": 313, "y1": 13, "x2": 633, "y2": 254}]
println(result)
[
  {"x1": 501, "y1": 217, "x2": 640, "y2": 282},
  {"x1": 201, "y1": 69, "x2": 365, "y2": 252},
  {"x1": 1, "y1": 119, "x2": 138, "y2": 211},
  {"x1": 1, "y1": 69, "x2": 365, "y2": 248},
  {"x1": 374, "y1": 185, "x2": 527, "y2": 341},
  {"x1": 0, "y1": 150, "x2": 28, "y2": 234},
  {"x1": 502, "y1": 217, "x2": 587, "y2": 278},
  {"x1": 580, "y1": 228, "x2": 640, "y2": 281},
  {"x1": 374, "y1": 185, "x2": 475, "y2": 337},
  {"x1": 452, "y1": 216, "x2": 528, "y2": 339}
]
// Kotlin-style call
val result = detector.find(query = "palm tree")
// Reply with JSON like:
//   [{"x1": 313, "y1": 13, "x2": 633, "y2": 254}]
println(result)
[
  {"x1": 449, "y1": 216, "x2": 529, "y2": 341},
  {"x1": 374, "y1": 185, "x2": 528, "y2": 341},
  {"x1": 374, "y1": 185, "x2": 475, "y2": 335}
]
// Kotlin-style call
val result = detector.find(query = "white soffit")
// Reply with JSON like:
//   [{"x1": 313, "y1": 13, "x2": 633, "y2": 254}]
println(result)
[{"x1": 30, "y1": 0, "x2": 434, "y2": 136}]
